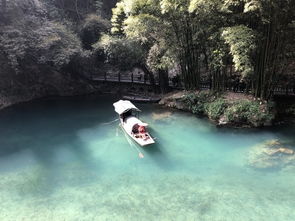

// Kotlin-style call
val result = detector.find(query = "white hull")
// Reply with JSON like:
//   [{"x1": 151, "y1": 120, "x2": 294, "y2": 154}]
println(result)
[
  {"x1": 120, "y1": 118, "x2": 155, "y2": 147},
  {"x1": 113, "y1": 100, "x2": 155, "y2": 147}
]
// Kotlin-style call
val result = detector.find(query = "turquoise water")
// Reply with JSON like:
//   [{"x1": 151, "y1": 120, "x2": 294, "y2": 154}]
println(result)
[{"x1": 0, "y1": 95, "x2": 294, "y2": 221}]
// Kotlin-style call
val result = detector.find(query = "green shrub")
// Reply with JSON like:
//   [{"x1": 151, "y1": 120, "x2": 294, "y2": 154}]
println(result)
[
  {"x1": 204, "y1": 98, "x2": 227, "y2": 120},
  {"x1": 182, "y1": 91, "x2": 224, "y2": 116},
  {"x1": 182, "y1": 91, "x2": 215, "y2": 115},
  {"x1": 224, "y1": 100, "x2": 274, "y2": 126},
  {"x1": 181, "y1": 92, "x2": 274, "y2": 127},
  {"x1": 182, "y1": 93, "x2": 198, "y2": 106}
]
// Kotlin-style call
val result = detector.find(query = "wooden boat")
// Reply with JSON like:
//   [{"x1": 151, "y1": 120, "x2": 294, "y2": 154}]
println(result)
[
  {"x1": 122, "y1": 95, "x2": 161, "y2": 103},
  {"x1": 113, "y1": 100, "x2": 155, "y2": 146}
]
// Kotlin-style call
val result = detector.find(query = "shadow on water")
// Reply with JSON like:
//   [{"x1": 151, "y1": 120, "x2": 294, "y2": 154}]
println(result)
[
  {"x1": 270, "y1": 126, "x2": 295, "y2": 148},
  {"x1": 143, "y1": 141, "x2": 174, "y2": 171},
  {"x1": 0, "y1": 95, "x2": 120, "y2": 196}
]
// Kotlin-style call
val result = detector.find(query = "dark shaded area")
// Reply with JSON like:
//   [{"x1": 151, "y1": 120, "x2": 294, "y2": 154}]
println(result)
[
  {"x1": 0, "y1": 0, "x2": 117, "y2": 109},
  {"x1": 0, "y1": 94, "x2": 120, "y2": 195},
  {"x1": 273, "y1": 95, "x2": 295, "y2": 124}
]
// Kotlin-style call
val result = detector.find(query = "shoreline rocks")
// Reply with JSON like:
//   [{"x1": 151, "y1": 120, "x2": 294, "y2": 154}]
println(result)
[
  {"x1": 159, "y1": 90, "x2": 275, "y2": 128},
  {"x1": 159, "y1": 91, "x2": 190, "y2": 111}
]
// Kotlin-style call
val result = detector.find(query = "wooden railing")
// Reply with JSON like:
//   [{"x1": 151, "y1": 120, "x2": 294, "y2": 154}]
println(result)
[{"x1": 91, "y1": 73, "x2": 295, "y2": 95}]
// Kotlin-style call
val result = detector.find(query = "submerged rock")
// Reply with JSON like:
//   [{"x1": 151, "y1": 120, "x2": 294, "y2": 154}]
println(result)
[
  {"x1": 263, "y1": 147, "x2": 294, "y2": 156},
  {"x1": 247, "y1": 139, "x2": 295, "y2": 169},
  {"x1": 151, "y1": 111, "x2": 173, "y2": 120}
]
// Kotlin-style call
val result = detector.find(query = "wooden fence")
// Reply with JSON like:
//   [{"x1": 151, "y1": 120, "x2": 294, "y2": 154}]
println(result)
[{"x1": 91, "y1": 72, "x2": 295, "y2": 95}]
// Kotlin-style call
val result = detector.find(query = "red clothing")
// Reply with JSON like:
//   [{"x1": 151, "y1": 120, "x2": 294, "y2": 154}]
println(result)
[{"x1": 138, "y1": 126, "x2": 146, "y2": 133}]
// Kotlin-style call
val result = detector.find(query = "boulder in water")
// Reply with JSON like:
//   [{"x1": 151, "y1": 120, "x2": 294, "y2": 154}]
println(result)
[
  {"x1": 152, "y1": 111, "x2": 172, "y2": 120},
  {"x1": 247, "y1": 139, "x2": 295, "y2": 169}
]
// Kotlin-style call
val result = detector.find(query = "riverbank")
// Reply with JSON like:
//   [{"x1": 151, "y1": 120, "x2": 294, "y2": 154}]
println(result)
[
  {"x1": 1, "y1": 83, "x2": 294, "y2": 129},
  {"x1": 159, "y1": 90, "x2": 278, "y2": 128},
  {"x1": 0, "y1": 78, "x2": 158, "y2": 111},
  {"x1": 0, "y1": 72, "x2": 99, "y2": 110}
]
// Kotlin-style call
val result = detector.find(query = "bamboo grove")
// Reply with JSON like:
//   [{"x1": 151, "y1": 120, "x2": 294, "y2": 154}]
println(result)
[{"x1": 108, "y1": 0, "x2": 295, "y2": 99}]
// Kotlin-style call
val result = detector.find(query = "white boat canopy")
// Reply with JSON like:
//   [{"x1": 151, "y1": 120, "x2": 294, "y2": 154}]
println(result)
[{"x1": 113, "y1": 100, "x2": 141, "y2": 115}]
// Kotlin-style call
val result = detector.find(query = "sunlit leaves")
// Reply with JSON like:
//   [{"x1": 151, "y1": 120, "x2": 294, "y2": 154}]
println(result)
[
  {"x1": 189, "y1": 0, "x2": 221, "y2": 14},
  {"x1": 111, "y1": 0, "x2": 176, "y2": 74},
  {"x1": 125, "y1": 0, "x2": 160, "y2": 15},
  {"x1": 124, "y1": 14, "x2": 163, "y2": 43},
  {"x1": 147, "y1": 43, "x2": 174, "y2": 72},
  {"x1": 111, "y1": 1, "x2": 126, "y2": 35},
  {"x1": 160, "y1": 0, "x2": 190, "y2": 14},
  {"x1": 222, "y1": 25, "x2": 256, "y2": 77},
  {"x1": 243, "y1": 0, "x2": 261, "y2": 13}
]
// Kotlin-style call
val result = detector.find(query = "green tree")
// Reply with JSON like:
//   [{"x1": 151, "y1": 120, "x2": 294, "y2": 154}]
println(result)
[{"x1": 80, "y1": 14, "x2": 110, "y2": 50}]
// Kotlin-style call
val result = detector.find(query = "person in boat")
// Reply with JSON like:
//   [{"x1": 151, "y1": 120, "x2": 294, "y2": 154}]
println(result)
[
  {"x1": 138, "y1": 125, "x2": 146, "y2": 133},
  {"x1": 132, "y1": 123, "x2": 140, "y2": 134},
  {"x1": 132, "y1": 123, "x2": 149, "y2": 140}
]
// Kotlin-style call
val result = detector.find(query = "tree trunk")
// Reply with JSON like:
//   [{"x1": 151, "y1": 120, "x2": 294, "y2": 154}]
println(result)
[
  {"x1": 158, "y1": 69, "x2": 169, "y2": 93},
  {"x1": 138, "y1": 64, "x2": 157, "y2": 92}
]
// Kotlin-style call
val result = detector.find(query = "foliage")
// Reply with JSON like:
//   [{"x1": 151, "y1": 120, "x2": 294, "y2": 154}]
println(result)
[
  {"x1": 47, "y1": 0, "x2": 114, "y2": 21},
  {"x1": 182, "y1": 91, "x2": 274, "y2": 126},
  {"x1": 0, "y1": 0, "x2": 294, "y2": 102},
  {"x1": 111, "y1": 0, "x2": 206, "y2": 89},
  {"x1": 204, "y1": 98, "x2": 227, "y2": 120},
  {"x1": 189, "y1": 0, "x2": 222, "y2": 13},
  {"x1": 146, "y1": 43, "x2": 174, "y2": 72},
  {"x1": 0, "y1": 0, "x2": 82, "y2": 71},
  {"x1": 224, "y1": 100, "x2": 274, "y2": 126},
  {"x1": 222, "y1": 25, "x2": 256, "y2": 78},
  {"x1": 95, "y1": 35, "x2": 145, "y2": 70},
  {"x1": 221, "y1": 0, "x2": 295, "y2": 99},
  {"x1": 37, "y1": 22, "x2": 82, "y2": 67},
  {"x1": 182, "y1": 91, "x2": 216, "y2": 115},
  {"x1": 124, "y1": 13, "x2": 164, "y2": 44},
  {"x1": 111, "y1": 1, "x2": 126, "y2": 35},
  {"x1": 110, "y1": 0, "x2": 177, "y2": 91},
  {"x1": 80, "y1": 14, "x2": 110, "y2": 50}
]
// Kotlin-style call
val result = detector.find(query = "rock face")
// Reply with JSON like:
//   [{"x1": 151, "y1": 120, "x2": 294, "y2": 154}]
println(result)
[
  {"x1": 218, "y1": 115, "x2": 228, "y2": 126},
  {"x1": 247, "y1": 139, "x2": 295, "y2": 170}
]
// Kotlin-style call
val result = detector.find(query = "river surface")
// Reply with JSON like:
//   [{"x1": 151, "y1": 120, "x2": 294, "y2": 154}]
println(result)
[{"x1": 0, "y1": 95, "x2": 294, "y2": 221}]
